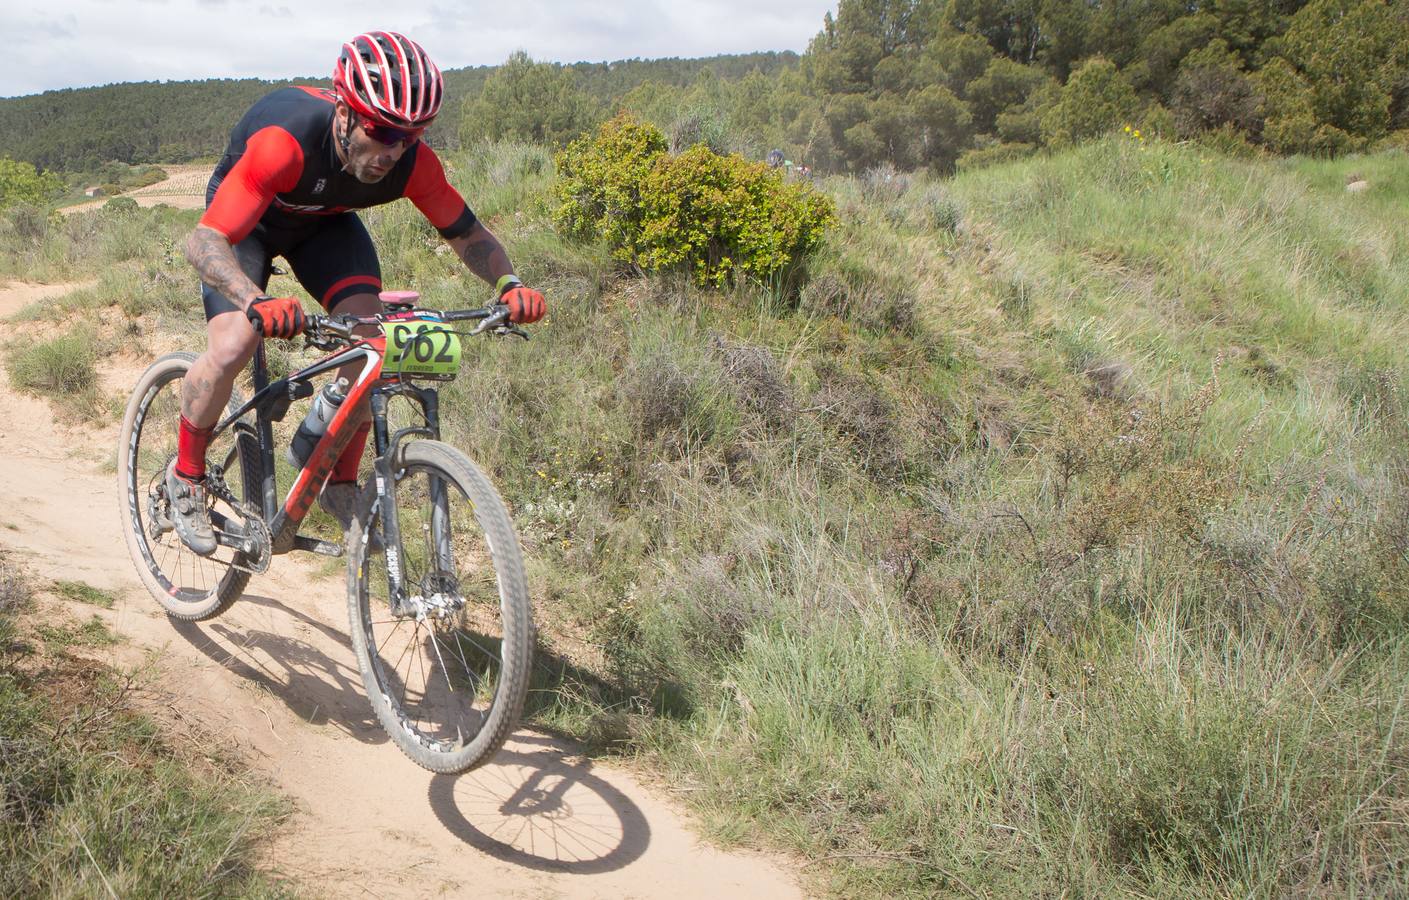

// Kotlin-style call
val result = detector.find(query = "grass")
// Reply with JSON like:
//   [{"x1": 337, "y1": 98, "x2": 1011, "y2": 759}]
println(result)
[
  {"x1": 5, "y1": 136, "x2": 1408, "y2": 895},
  {"x1": 36, "y1": 615, "x2": 123, "y2": 648},
  {"x1": 473, "y1": 137, "x2": 1409, "y2": 896},
  {"x1": 0, "y1": 553, "x2": 289, "y2": 897},
  {"x1": 4, "y1": 323, "x2": 102, "y2": 417},
  {"x1": 52, "y1": 580, "x2": 118, "y2": 609}
]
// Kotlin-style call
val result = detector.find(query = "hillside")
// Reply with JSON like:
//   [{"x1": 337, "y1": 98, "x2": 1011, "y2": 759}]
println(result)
[
  {"x1": 1, "y1": 137, "x2": 1406, "y2": 895},
  {"x1": 5, "y1": 0, "x2": 1406, "y2": 188},
  {"x1": 0, "y1": 51, "x2": 799, "y2": 172}
]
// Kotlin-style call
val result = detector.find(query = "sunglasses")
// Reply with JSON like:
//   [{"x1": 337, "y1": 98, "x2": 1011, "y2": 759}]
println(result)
[{"x1": 356, "y1": 117, "x2": 425, "y2": 147}]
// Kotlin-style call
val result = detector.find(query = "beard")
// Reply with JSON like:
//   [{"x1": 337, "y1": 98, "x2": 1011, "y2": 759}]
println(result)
[{"x1": 345, "y1": 155, "x2": 390, "y2": 184}]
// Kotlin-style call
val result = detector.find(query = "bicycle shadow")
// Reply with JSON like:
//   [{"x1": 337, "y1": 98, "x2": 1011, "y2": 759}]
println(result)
[
  {"x1": 428, "y1": 732, "x2": 651, "y2": 874},
  {"x1": 167, "y1": 592, "x2": 386, "y2": 743}
]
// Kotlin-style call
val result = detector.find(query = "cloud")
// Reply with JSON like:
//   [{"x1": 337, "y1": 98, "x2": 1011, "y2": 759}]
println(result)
[
  {"x1": 0, "y1": 0, "x2": 833, "y2": 97},
  {"x1": 0, "y1": 10, "x2": 78, "y2": 42}
]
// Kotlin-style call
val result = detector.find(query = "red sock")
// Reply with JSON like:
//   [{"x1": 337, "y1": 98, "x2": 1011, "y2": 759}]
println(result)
[
  {"x1": 331, "y1": 422, "x2": 371, "y2": 483},
  {"x1": 176, "y1": 415, "x2": 214, "y2": 481}
]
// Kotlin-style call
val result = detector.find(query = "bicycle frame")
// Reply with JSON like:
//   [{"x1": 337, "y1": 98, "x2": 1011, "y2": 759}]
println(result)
[{"x1": 208, "y1": 334, "x2": 442, "y2": 561}]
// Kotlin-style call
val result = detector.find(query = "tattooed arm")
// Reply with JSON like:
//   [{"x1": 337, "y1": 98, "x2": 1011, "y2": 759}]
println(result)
[
  {"x1": 185, "y1": 225, "x2": 262, "y2": 311},
  {"x1": 446, "y1": 221, "x2": 514, "y2": 287}
]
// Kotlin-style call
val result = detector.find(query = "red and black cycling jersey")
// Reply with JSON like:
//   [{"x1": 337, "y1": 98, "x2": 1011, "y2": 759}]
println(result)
[{"x1": 201, "y1": 86, "x2": 477, "y2": 245}]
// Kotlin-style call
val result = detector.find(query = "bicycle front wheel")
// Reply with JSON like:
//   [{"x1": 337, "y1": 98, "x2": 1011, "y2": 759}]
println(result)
[
  {"x1": 117, "y1": 352, "x2": 260, "y2": 621},
  {"x1": 347, "y1": 440, "x2": 532, "y2": 773}
]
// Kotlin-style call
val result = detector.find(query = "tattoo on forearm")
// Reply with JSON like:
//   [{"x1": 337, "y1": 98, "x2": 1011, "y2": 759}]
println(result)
[
  {"x1": 186, "y1": 227, "x2": 258, "y2": 309},
  {"x1": 453, "y1": 226, "x2": 511, "y2": 284}
]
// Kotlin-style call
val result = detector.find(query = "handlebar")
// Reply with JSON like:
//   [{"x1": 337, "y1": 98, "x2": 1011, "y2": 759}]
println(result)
[{"x1": 301, "y1": 302, "x2": 528, "y2": 351}]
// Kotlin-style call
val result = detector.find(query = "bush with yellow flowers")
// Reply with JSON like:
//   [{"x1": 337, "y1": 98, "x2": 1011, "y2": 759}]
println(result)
[{"x1": 554, "y1": 113, "x2": 835, "y2": 287}]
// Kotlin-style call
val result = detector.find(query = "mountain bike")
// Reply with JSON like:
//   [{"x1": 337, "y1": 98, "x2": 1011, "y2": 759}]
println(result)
[{"x1": 117, "y1": 292, "x2": 533, "y2": 774}]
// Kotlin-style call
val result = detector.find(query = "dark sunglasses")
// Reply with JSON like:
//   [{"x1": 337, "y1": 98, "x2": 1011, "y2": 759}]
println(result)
[{"x1": 357, "y1": 118, "x2": 425, "y2": 147}]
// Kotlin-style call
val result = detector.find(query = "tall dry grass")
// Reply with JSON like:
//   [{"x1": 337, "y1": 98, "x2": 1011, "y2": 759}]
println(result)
[{"x1": 4, "y1": 136, "x2": 1407, "y2": 895}]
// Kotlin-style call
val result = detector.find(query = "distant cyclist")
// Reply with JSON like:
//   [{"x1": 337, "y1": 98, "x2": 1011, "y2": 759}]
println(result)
[{"x1": 170, "y1": 31, "x2": 546, "y2": 556}]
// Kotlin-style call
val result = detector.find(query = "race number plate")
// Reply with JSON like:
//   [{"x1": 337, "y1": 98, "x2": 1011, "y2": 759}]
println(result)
[{"x1": 385, "y1": 321, "x2": 462, "y2": 377}]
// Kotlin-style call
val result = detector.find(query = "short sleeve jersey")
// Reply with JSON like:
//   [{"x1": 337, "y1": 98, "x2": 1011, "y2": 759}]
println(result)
[{"x1": 201, "y1": 86, "x2": 477, "y2": 244}]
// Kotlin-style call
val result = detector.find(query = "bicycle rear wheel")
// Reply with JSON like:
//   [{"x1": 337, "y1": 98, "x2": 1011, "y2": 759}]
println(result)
[
  {"x1": 117, "y1": 352, "x2": 261, "y2": 620},
  {"x1": 347, "y1": 439, "x2": 532, "y2": 774}
]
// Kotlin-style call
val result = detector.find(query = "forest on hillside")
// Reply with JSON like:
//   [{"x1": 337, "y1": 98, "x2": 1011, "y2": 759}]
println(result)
[
  {"x1": 1, "y1": 0, "x2": 1407, "y2": 182},
  {"x1": 508, "y1": 0, "x2": 1407, "y2": 172},
  {"x1": 0, "y1": 52, "x2": 798, "y2": 173}
]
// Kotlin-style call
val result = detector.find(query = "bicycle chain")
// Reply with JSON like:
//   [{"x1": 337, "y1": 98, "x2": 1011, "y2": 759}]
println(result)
[{"x1": 203, "y1": 464, "x2": 272, "y2": 574}]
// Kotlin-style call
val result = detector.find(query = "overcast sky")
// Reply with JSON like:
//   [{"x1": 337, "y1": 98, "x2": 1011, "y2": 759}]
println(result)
[{"x1": 3, "y1": 0, "x2": 835, "y2": 98}]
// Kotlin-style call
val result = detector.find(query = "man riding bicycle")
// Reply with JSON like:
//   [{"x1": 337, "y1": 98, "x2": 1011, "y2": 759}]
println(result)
[{"x1": 170, "y1": 31, "x2": 545, "y2": 556}]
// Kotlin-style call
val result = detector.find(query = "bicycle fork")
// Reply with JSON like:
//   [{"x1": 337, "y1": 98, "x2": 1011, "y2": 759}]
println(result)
[{"x1": 368, "y1": 385, "x2": 458, "y2": 616}]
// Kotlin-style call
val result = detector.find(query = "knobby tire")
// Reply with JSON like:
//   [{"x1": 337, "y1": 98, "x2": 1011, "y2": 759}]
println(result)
[
  {"x1": 117, "y1": 352, "x2": 260, "y2": 621},
  {"x1": 346, "y1": 439, "x2": 532, "y2": 774}
]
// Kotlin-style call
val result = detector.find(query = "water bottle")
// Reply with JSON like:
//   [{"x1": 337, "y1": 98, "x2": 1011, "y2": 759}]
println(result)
[{"x1": 287, "y1": 377, "x2": 349, "y2": 469}]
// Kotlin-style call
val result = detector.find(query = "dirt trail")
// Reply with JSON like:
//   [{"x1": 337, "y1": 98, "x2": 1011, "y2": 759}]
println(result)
[{"x1": 0, "y1": 281, "x2": 801, "y2": 898}]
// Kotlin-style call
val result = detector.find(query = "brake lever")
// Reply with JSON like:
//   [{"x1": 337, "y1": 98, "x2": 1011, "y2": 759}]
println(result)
[
  {"x1": 497, "y1": 325, "x2": 531, "y2": 341},
  {"x1": 469, "y1": 309, "x2": 511, "y2": 336}
]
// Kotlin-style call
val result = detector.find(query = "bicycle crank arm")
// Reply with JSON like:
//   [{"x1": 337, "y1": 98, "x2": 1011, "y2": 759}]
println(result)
[
  {"x1": 211, "y1": 531, "x2": 254, "y2": 552},
  {"x1": 292, "y1": 535, "x2": 344, "y2": 557},
  {"x1": 208, "y1": 519, "x2": 258, "y2": 554}
]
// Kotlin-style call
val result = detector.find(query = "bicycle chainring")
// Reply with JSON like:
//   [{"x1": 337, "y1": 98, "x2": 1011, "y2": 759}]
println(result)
[{"x1": 234, "y1": 505, "x2": 272, "y2": 574}]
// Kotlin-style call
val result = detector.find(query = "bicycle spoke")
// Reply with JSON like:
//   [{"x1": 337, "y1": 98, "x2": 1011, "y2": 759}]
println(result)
[
  {"x1": 413, "y1": 626, "x2": 428, "y2": 734},
  {"x1": 121, "y1": 356, "x2": 255, "y2": 619},
  {"x1": 428, "y1": 627, "x2": 457, "y2": 694},
  {"x1": 373, "y1": 619, "x2": 408, "y2": 646},
  {"x1": 447, "y1": 629, "x2": 481, "y2": 694},
  {"x1": 351, "y1": 448, "x2": 528, "y2": 771}
]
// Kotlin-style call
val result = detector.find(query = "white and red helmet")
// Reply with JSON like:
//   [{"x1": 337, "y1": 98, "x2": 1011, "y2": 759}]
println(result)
[{"x1": 333, "y1": 32, "x2": 443, "y2": 128}]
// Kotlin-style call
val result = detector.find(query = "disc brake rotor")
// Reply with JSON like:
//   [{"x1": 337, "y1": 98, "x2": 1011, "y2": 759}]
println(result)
[{"x1": 146, "y1": 461, "x2": 175, "y2": 540}]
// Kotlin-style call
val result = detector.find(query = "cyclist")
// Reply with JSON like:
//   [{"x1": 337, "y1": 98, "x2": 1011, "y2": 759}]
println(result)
[{"x1": 169, "y1": 31, "x2": 545, "y2": 556}]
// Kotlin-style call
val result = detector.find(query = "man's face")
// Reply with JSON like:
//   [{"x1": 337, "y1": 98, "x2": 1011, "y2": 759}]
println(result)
[{"x1": 336, "y1": 103, "x2": 419, "y2": 184}]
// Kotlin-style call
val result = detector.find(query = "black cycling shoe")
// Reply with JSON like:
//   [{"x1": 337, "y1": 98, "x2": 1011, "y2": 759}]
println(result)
[{"x1": 165, "y1": 462, "x2": 217, "y2": 557}]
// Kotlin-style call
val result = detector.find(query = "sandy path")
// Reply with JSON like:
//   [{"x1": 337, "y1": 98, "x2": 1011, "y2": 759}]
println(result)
[
  {"x1": 0, "y1": 281, "x2": 801, "y2": 899},
  {"x1": 0, "y1": 279, "x2": 99, "y2": 318}
]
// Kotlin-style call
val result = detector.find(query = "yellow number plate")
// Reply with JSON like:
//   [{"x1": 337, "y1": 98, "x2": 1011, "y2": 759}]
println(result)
[{"x1": 384, "y1": 321, "x2": 462, "y2": 377}]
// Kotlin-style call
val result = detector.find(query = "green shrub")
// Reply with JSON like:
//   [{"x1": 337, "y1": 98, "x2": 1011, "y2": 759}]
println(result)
[
  {"x1": 101, "y1": 196, "x2": 139, "y2": 215},
  {"x1": 2, "y1": 203, "x2": 49, "y2": 244},
  {"x1": 128, "y1": 166, "x2": 167, "y2": 189},
  {"x1": 554, "y1": 114, "x2": 666, "y2": 250},
  {"x1": 1041, "y1": 58, "x2": 1142, "y2": 148},
  {"x1": 555, "y1": 114, "x2": 835, "y2": 287},
  {"x1": 1194, "y1": 123, "x2": 1262, "y2": 158},
  {"x1": 5, "y1": 325, "x2": 101, "y2": 416},
  {"x1": 667, "y1": 106, "x2": 733, "y2": 155},
  {"x1": 1171, "y1": 40, "x2": 1262, "y2": 139},
  {"x1": 0, "y1": 158, "x2": 63, "y2": 210},
  {"x1": 956, "y1": 141, "x2": 1037, "y2": 172}
]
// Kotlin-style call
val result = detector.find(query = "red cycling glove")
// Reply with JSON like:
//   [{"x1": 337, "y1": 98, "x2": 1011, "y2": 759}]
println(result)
[
  {"x1": 246, "y1": 295, "x2": 306, "y2": 338},
  {"x1": 502, "y1": 285, "x2": 546, "y2": 324}
]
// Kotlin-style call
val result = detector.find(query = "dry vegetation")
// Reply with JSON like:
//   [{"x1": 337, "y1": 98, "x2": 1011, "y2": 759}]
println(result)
[{"x1": 2, "y1": 135, "x2": 1407, "y2": 896}]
